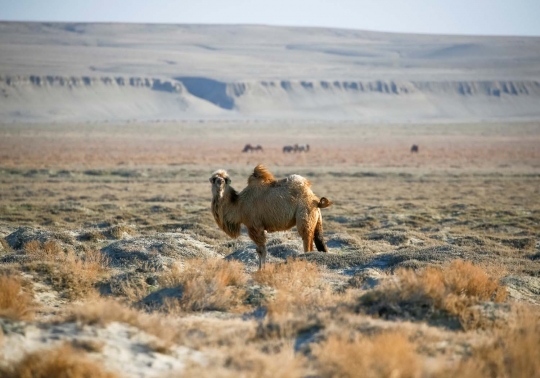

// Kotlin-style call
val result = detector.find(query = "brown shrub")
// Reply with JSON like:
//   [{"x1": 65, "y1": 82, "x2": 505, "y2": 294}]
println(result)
[
  {"x1": 0, "y1": 273, "x2": 34, "y2": 320},
  {"x1": 0, "y1": 344, "x2": 119, "y2": 378},
  {"x1": 108, "y1": 225, "x2": 135, "y2": 240},
  {"x1": 159, "y1": 258, "x2": 247, "y2": 312},
  {"x1": 67, "y1": 299, "x2": 177, "y2": 351},
  {"x1": 26, "y1": 249, "x2": 109, "y2": 300},
  {"x1": 0, "y1": 237, "x2": 9, "y2": 252},
  {"x1": 361, "y1": 260, "x2": 508, "y2": 329},
  {"x1": 182, "y1": 345, "x2": 305, "y2": 378},
  {"x1": 441, "y1": 306, "x2": 540, "y2": 377},
  {"x1": 24, "y1": 240, "x2": 63, "y2": 261},
  {"x1": 253, "y1": 258, "x2": 335, "y2": 316},
  {"x1": 79, "y1": 230, "x2": 106, "y2": 242},
  {"x1": 67, "y1": 299, "x2": 140, "y2": 326},
  {"x1": 312, "y1": 332, "x2": 420, "y2": 378}
]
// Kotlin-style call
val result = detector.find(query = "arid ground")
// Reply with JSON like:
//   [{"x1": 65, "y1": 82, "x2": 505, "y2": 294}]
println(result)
[{"x1": 0, "y1": 121, "x2": 539, "y2": 377}]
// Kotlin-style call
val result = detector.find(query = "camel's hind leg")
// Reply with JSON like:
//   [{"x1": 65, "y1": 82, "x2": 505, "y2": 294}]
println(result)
[
  {"x1": 248, "y1": 227, "x2": 267, "y2": 270},
  {"x1": 297, "y1": 209, "x2": 318, "y2": 252},
  {"x1": 313, "y1": 212, "x2": 328, "y2": 252}
]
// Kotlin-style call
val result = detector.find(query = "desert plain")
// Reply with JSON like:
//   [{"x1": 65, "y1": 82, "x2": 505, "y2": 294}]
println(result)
[{"x1": 0, "y1": 120, "x2": 539, "y2": 377}]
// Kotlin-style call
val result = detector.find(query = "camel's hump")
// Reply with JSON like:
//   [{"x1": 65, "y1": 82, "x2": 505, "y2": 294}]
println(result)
[{"x1": 286, "y1": 174, "x2": 311, "y2": 187}]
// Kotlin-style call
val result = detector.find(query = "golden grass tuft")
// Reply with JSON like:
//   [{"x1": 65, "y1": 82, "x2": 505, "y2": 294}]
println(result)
[
  {"x1": 67, "y1": 299, "x2": 179, "y2": 352},
  {"x1": 25, "y1": 247, "x2": 109, "y2": 300},
  {"x1": 183, "y1": 345, "x2": 305, "y2": 378},
  {"x1": 362, "y1": 259, "x2": 508, "y2": 329},
  {"x1": 159, "y1": 258, "x2": 247, "y2": 312},
  {"x1": 440, "y1": 306, "x2": 540, "y2": 377},
  {"x1": 0, "y1": 344, "x2": 119, "y2": 378},
  {"x1": 253, "y1": 258, "x2": 335, "y2": 316},
  {"x1": 79, "y1": 230, "x2": 106, "y2": 242},
  {"x1": 313, "y1": 332, "x2": 420, "y2": 378},
  {"x1": 254, "y1": 258, "x2": 320, "y2": 289},
  {"x1": 108, "y1": 225, "x2": 135, "y2": 240},
  {"x1": 0, "y1": 237, "x2": 9, "y2": 252},
  {"x1": 24, "y1": 240, "x2": 64, "y2": 261},
  {"x1": 0, "y1": 273, "x2": 34, "y2": 320}
]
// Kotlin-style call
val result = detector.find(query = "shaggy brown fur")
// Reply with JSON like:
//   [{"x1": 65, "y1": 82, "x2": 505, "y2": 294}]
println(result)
[{"x1": 210, "y1": 165, "x2": 332, "y2": 269}]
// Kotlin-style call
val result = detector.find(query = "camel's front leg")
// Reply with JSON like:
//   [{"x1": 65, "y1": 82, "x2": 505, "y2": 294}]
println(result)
[{"x1": 248, "y1": 227, "x2": 267, "y2": 270}]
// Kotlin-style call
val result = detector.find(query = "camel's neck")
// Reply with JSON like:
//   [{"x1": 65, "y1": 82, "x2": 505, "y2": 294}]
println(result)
[{"x1": 212, "y1": 186, "x2": 241, "y2": 238}]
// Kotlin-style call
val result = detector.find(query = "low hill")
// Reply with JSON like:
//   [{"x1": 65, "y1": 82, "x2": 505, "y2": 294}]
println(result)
[{"x1": 1, "y1": 22, "x2": 539, "y2": 122}]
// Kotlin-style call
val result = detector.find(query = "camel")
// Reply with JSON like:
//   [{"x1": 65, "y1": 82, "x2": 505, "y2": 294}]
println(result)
[
  {"x1": 242, "y1": 144, "x2": 263, "y2": 153},
  {"x1": 411, "y1": 144, "x2": 419, "y2": 153},
  {"x1": 209, "y1": 165, "x2": 332, "y2": 269}
]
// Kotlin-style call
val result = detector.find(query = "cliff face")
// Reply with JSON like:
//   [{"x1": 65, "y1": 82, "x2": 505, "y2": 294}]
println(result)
[
  {"x1": 1, "y1": 22, "x2": 540, "y2": 123},
  {"x1": 2, "y1": 75, "x2": 539, "y2": 122}
]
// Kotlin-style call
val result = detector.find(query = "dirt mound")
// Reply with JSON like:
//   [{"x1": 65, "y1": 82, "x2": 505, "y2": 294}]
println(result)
[
  {"x1": 300, "y1": 252, "x2": 372, "y2": 269},
  {"x1": 367, "y1": 231, "x2": 410, "y2": 245},
  {"x1": 384, "y1": 245, "x2": 468, "y2": 269},
  {"x1": 5, "y1": 227, "x2": 76, "y2": 250},
  {"x1": 101, "y1": 232, "x2": 219, "y2": 271}
]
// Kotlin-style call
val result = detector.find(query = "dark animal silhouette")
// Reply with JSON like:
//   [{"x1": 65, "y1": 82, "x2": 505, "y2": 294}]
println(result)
[
  {"x1": 242, "y1": 144, "x2": 263, "y2": 153},
  {"x1": 283, "y1": 144, "x2": 310, "y2": 153},
  {"x1": 411, "y1": 145, "x2": 419, "y2": 153},
  {"x1": 283, "y1": 145, "x2": 294, "y2": 153}
]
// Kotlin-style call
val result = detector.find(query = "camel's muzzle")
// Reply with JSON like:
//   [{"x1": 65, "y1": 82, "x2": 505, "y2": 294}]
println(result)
[{"x1": 210, "y1": 176, "x2": 228, "y2": 186}]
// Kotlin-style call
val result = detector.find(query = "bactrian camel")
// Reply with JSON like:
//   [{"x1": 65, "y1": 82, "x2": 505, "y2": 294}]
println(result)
[{"x1": 210, "y1": 165, "x2": 332, "y2": 269}]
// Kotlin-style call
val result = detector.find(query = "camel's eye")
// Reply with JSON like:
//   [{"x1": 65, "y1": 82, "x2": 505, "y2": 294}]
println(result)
[
  {"x1": 210, "y1": 177, "x2": 216, "y2": 184},
  {"x1": 225, "y1": 178, "x2": 231, "y2": 184}
]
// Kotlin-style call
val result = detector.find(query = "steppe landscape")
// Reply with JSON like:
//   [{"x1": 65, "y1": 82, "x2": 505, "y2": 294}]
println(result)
[{"x1": 0, "y1": 22, "x2": 540, "y2": 378}]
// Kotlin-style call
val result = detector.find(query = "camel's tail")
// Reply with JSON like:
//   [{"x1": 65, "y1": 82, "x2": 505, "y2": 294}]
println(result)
[{"x1": 318, "y1": 197, "x2": 332, "y2": 208}]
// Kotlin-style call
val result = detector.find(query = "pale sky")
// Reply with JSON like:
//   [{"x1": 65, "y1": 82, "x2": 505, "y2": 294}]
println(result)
[{"x1": 1, "y1": 0, "x2": 539, "y2": 36}]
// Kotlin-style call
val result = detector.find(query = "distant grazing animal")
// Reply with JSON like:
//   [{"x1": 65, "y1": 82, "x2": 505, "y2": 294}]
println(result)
[
  {"x1": 297, "y1": 144, "x2": 310, "y2": 152},
  {"x1": 283, "y1": 144, "x2": 310, "y2": 153},
  {"x1": 242, "y1": 144, "x2": 263, "y2": 153},
  {"x1": 283, "y1": 145, "x2": 294, "y2": 153},
  {"x1": 411, "y1": 144, "x2": 419, "y2": 153},
  {"x1": 209, "y1": 165, "x2": 332, "y2": 269}
]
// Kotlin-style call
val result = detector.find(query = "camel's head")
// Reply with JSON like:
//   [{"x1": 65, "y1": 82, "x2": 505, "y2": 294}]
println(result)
[{"x1": 209, "y1": 169, "x2": 231, "y2": 198}]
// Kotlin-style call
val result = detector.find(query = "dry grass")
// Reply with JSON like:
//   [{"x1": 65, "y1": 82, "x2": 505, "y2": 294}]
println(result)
[
  {"x1": 313, "y1": 331, "x2": 420, "y2": 378},
  {"x1": 66, "y1": 299, "x2": 178, "y2": 350},
  {"x1": 0, "y1": 273, "x2": 34, "y2": 320},
  {"x1": 24, "y1": 240, "x2": 63, "y2": 260},
  {"x1": 79, "y1": 230, "x2": 106, "y2": 242},
  {"x1": 441, "y1": 306, "x2": 540, "y2": 377},
  {"x1": 182, "y1": 345, "x2": 305, "y2": 378},
  {"x1": 0, "y1": 344, "x2": 119, "y2": 378},
  {"x1": 253, "y1": 258, "x2": 336, "y2": 316},
  {"x1": 362, "y1": 260, "x2": 508, "y2": 329},
  {"x1": 0, "y1": 237, "x2": 10, "y2": 252},
  {"x1": 108, "y1": 225, "x2": 135, "y2": 240},
  {"x1": 25, "y1": 245, "x2": 109, "y2": 300},
  {"x1": 159, "y1": 258, "x2": 247, "y2": 312}
]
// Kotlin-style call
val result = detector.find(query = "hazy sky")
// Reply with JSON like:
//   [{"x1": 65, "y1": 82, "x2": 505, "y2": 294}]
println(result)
[{"x1": 1, "y1": 0, "x2": 539, "y2": 36}]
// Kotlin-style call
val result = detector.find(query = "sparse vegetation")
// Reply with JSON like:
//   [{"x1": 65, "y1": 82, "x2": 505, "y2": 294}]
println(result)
[
  {"x1": 0, "y1": 344, "x2": 119, "y2": 378},
  {"x1": 253, "y1": 258, "x2": 336, "y2": 315},
  {"x1": 0, "y1": 273, "x2": 34, "y2": 320},
  {"x1": 361, "y1": 260, "x2": 508, "y2": 329},
  {"x1": 313, "y1": 332, "x2": 420, "y2": 378},
  {"x1": 0, "y1": 122, "x2": 539, "y2": 377},
  {"x1": 159, "y1": 258, "x2": 247, "y2": 312}
]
